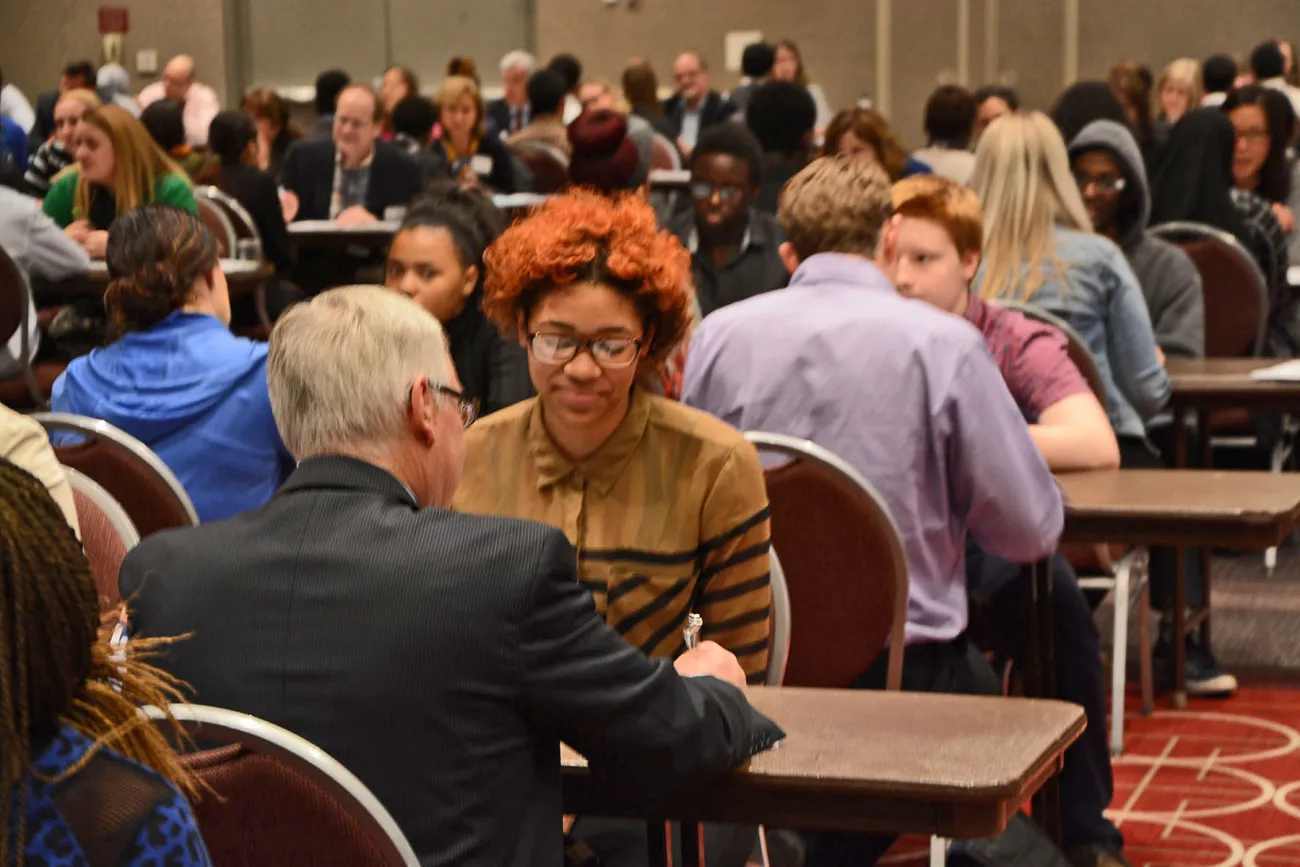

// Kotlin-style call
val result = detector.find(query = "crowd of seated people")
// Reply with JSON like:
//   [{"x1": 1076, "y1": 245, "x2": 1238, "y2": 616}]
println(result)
[{"x1": 7, "y1": 29, "x2": 1300, "y2": 867}]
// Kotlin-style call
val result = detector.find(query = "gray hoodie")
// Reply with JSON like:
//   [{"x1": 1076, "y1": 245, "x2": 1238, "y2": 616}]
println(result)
[{"x1": 1070, "y1": 120, "x2": 1204, "y2": 357}]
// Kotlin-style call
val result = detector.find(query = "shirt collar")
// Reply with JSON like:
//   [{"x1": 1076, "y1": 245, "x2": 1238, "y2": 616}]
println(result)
[
  {"x1": 525, "y1": 386, "x2": 653, "y2": 496},
  {"x1": 788, "y1": 252, "x2": 894, "y2": 292},
  {"x1": 335, "y1": 145, "x2": 375, "y2": 171}
]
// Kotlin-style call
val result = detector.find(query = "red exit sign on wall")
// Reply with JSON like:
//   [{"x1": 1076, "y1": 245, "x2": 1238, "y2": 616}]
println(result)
[{"x1": 98, "y1": 7, "x2": 129, "y2": 34}]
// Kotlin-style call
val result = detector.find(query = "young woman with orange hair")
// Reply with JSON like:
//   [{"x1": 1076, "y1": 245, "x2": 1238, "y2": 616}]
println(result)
[{"x1": 454, "y1": 188, "x2": 770, "y2": 867}]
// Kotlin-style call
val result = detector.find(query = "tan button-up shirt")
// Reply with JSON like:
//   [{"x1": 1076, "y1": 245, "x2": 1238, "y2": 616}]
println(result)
[{"x1": 455, "y1": 388, "x2": 772, "y2": 681}]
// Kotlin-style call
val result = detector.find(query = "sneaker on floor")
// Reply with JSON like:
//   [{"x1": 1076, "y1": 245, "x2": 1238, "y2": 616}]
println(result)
[
  {"x1": 1153, "y1": 634, "x2": 1238, "y2": 697},
  {"x1": 1064, "y1": 843, "x2": 1133, "y2": 867},
  {"x1": 1186, "y1": 640, "x2": 1238, "y2": 697}
]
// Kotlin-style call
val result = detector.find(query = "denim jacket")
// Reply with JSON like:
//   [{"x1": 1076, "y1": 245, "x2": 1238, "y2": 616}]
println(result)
[{"x1": 975, "y1": 226, "x2": 1171, "y2": 440}]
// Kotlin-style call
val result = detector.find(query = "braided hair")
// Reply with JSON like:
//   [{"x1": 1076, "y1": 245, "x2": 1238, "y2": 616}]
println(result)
[
  {"x1": 0, "y1": 459, "x2": 196, "y2": 864},
  {"x1": 102, "y1": 204, "x2": 220, "y2": 341}
]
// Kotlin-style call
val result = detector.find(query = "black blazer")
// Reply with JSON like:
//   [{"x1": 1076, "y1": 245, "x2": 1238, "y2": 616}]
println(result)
[
  {"x1": 485, "y1": 98, "x2": 529, "y2": 137},
  {"x1": 119, "y1": 456, "x2": 771, "y2": 867},
  {"x1": 662, "y1": 91, "x2": 737, "y2": 139},
  {"x1": 217, "y1": 162, "x2": 293, "y2": 273},
  {"x1": 27, "y1": 90, "x2": 57, "y2": 155},
  {"x1": 445, "y1": 300, "x2": 534, "y2": 415},
  {"x1": 279, "y1": 138, "x2": 423, "y2": 221},
  {"x1": 429, "y1": 131, "x2": 518, "y2": 193}
]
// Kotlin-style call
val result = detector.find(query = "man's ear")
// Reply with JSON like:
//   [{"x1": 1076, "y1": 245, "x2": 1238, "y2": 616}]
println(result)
[
  {"x1": 408, "y1": 376, "x2": 439, "y2": 447},
  {"x1": 874, "y1": 214, "x2": 901, "y2": 270},
  {"x1": 960, "y1": 249, "x2": 982, "y2": 284},
  {"x1": 778, "y1": 241, "x2": 801, "y2": 275}
]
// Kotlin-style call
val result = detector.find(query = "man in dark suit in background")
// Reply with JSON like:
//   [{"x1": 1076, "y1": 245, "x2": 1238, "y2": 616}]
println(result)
[
  {"x1": 486, "y1": 50, "x2": 536, "y2": 136},
  {"x1": 28, "y1": 60, "x2": 95, "y2": 153},
  {"x1": 279, "y1": 84, "x2": 422, "y2": 290},
  {"x1": 120, "y1": 286, "x2": 770, "y2": 867},
  {"x1": 663, "y1": 52, "x2": 736, "y2": 157}
]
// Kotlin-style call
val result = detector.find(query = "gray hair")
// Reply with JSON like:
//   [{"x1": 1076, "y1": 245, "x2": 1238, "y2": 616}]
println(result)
[
  {"x1": 500, "y1": 50, "x2": 537, "y2": 75},
  {"x1": 268, "y1": 285, "x2": 453, "y2": 460}
]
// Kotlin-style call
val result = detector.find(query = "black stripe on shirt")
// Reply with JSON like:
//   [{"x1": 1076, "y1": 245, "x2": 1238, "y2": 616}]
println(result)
[{"x1": 697, "y1": 573, "x2": 770, "y2": 607}]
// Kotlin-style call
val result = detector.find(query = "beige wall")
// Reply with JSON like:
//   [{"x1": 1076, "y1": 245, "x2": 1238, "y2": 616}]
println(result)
[{"x1": 0, "y1": 0, "x2": 228, "y2": 104}]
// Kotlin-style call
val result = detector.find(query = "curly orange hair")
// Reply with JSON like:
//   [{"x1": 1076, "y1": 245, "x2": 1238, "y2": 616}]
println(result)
[{"x1": 483, "y1": 191, "x2": 693, "y2": 369}]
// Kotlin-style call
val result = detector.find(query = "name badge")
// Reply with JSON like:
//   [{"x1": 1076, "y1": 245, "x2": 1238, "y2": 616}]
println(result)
[{"x1": 470, "y1": 154, "x2": 494, "y2": 177}]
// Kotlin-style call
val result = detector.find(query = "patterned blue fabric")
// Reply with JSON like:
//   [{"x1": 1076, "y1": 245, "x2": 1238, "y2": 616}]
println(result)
[{"x1": 14, "y1": 725, "x2": 210, "y2": 866}]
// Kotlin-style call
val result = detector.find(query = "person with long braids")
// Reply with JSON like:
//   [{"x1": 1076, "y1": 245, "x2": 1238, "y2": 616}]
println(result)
[{"x1": 0, "y1": 458, "x2": 210, "y2": 866}]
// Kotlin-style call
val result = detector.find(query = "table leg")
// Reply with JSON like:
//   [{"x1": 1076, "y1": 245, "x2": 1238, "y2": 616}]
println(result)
[
  {"x1": 1026, "y1": 557, "x2": 1061, "y2": 843},
  {"x1": 680, "y1": 822, "x2": 705, "y2": 867},
  {"x1": 1196, "y1": 409, "x2": 1212, "y2": 656},
  {"x1": 1174, "y1": 407, "x2": 1188, "y2": 469},
  {"x1": 1197, "y1": 408, "x2": 1212, "y2": 469},
  {"x1": 1200, "y1": 548, "x2": 1213, "y2": 652},
  {"x1": 1173, "y1": 546, "x2": 1188, "y2": 710},
  {"x1": 647, "y1": 820, "x2": 669, "y2": 867}
]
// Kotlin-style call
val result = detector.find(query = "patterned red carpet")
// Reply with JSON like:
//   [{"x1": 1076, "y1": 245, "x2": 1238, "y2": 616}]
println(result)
[{"x1": 877, "y1": 687, "x2": 1300, "y2": 866}]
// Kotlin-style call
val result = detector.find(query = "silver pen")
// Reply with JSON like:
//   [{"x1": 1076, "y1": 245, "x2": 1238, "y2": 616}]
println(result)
[{"x1": 683, "y1": 612, "x2": 703, "y2": 651}]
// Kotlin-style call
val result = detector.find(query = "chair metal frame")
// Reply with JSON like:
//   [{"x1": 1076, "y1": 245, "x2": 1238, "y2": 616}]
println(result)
[
  {"x1": 64, "y1": 465, "x2": 141, "y2": 549},
  {"x1": 996, "y1": 301, "x2": 1154, "y2": 753},
  {"x1": 32, "y1": 411, "x2": 201, "y2": 526},
  {"x1": 766, "y1": 548, "x2": 791, "y2": 688},
  {"x1": 508, "y1": 139, "x2": 571, "y2": 170},
  {"x1": 1149, "y1": 220, "x2": 1269, "y2": 357},
  {"x1": 196, "y1": 185, "x2": 264, "y2": 249},
  {"x1": 0, "y1": 244, "x2": 47, "y2": 406},
  {"x1": 143, "y1": 704, "x2": 420, "y2": 867},
  {"x1": 193, "y1": 188, "x2": 239, "y2": 255},
  {"x1": 743, "y1": 431, "x2": 908, "y2": 692}
]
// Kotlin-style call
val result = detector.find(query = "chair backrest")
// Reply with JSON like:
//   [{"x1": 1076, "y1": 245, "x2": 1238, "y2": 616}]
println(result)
[
  {"x1": 509, "y1": 142, "x2": 570, "y2": 194},
  {"x1": 1150, "y1": 220, "x2": 1267, "y2": 357},
  {"x1": 649, "y1": 134, "x2": 681, "y2": 172},
  {"x1": 197, "y1": 185, "x2": 262, "y2": 245},
  {"x1": 766, "y1": 547, "x2": 791, "y2": 686},
  {"x1": 145, "y1": 704, "x2": 420, "y2": 867},
  {"x1": 32, "y1": 412, "x2": 199, "y2": 538},
  {"x1": 65, "y1": 466, "x2": 139, "y2": 610},
  {"x1": 999, "y1": 300, "x2": 1108, "y2": 406},
  {"x1": 0, "y1": 244, "x2": 43, "y2": 406},
  {"x1": 745, "y1": 432, "x2": 908, "y2": 691},
  {"x1": 194, "y1": 192, "x2": 238, "y2": 256}
]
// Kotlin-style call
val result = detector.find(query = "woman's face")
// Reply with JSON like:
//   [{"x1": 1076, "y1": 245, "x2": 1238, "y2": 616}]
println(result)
[
  {"x1": 442, "y1": 94, "x2": 478, "y2": 145},
  {"x1": 252, "y1": 114, "x2": 280, "y2": 142},
  {"x1": 1229, "y1": 104, "x2": 1271, "y2": 188},
  {"x1": 522, "y1": 281, "x2": 647, "y2": 441},
  {"x1": 381, "y1": 69, "x2": 411, "y2": 112},
  {"x1": 772, "y1": 46, "x2": 799, "y2": 82},
  {"x1": 73, "y1": 121, "x2": 115, "y2": 185},
  {"x1": 385, "y1": 226, "x2": 476, "y2": 323},
  {"x1": 1160, "y1": 80, "x2": 1191, "y2": 122},
  {"x1": 52, "y1": 99, "x2": 88, "y2": 149},
  {"x1": 836, "y1": 129, "x2": 881, "y2": 165}
]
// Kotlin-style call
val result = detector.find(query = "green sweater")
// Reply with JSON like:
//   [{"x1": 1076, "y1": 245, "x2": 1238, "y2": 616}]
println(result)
[{"x1": 42, "y1": 171, "x2": 197, "y2": 229}]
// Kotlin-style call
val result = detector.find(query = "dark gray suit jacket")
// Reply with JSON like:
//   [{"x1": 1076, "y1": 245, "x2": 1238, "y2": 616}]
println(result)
[
  {"x1": 120, "y1": 455, "x2": 767, "y2": 867},
  {"x1": 279, "y1": 138, "x2": 423, "y2": 221}
]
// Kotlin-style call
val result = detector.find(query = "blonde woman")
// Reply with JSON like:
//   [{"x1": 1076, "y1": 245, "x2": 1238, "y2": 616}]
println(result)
[
  {"x1": 973, "y1": 114, "x2": 1235, "y2": 699},
  {"x1": 972, "y1": 111, "x2": 1169, "y2": 447},
  {"x1": 1155, "y1": 58, "x2": 1203, "y2": 143},
  {"x1": 42, "y1": 103, "x2": 195, "y2": 257},
  {"x1": 24, "y1": 88, "x2": 100, "y2": 193},
  {"x1": 431, "y1": 76, "x2": 517, "y2": 192}
]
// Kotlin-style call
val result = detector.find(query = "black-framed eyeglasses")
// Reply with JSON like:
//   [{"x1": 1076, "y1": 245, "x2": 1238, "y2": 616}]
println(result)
[
  {"x1": 528, "y1": 332, "x2": 643, "y2": 368},
  {"x1": 409, "y1": 381, "x2": 479, "y2": 428},
  {"x1": 690, "y1": 182, "x2": 745, "y2": 203},
  {"x1": 1073, "y1": 173, "x2": 1126, "y2": 194}
]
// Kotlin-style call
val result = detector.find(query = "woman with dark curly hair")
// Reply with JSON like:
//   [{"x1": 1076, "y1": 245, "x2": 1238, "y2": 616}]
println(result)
[
  {"x1": 821, "y1": 107, "x2": 932, "y2": 180},
  {"x1": 455, "y1": 188, "x2": 770, "y2": 866},
  {"x1": 52, "y1": 205, "x2": 293, "y2": 521}
]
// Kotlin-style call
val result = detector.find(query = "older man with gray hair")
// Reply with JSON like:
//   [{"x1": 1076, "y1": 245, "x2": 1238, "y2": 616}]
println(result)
[
  {"x1": 136, "y1": 53, "x2": 220, "y2": 146},
  {"x1": 488, "y1": 49, "x2": 537, "y2": 135},
  {"x1": 119, "y1": 285, "x2": 771, "y2": 867}
]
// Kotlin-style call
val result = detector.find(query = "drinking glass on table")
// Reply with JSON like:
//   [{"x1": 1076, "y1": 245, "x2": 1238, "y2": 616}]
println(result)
[
  {"x1": 384, "y1": 206, "x2": 408, "y2": 222},
  {"x1": 235, "y1": 238, "x2": 262, "y2": 262}
]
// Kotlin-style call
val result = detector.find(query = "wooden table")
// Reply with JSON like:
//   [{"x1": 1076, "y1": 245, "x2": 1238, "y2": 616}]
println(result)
[
  {"x1": 1058, "y1": 468, "x2": 1300, "y2": 705},
  {"x1": 286, "y1": 220, "x2": 400, "y2": 250},
  {"x1": 33, "y1": 259, "x2": 273, "y2": 302},
  {"x1": 562, "y1": 687, "x2": 1085, "y2": 866}
]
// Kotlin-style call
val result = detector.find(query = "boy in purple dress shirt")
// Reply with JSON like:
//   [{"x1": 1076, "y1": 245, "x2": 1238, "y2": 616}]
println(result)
[
  {"x1": 889, "y1": 175, "x2": 1129, "y2": 867},
  {"x1": 683, "y1": 158, "x2": 1129, "y2": 867}
]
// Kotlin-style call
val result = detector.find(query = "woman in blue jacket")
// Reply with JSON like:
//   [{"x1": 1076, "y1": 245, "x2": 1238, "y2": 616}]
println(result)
[{"x1": 52, "y1": 204, "x2": 293, "y2": 521}]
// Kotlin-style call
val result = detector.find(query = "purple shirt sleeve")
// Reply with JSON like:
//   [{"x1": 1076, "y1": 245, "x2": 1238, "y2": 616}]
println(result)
[{"x1": 944, "y1": 341, "x2": 1064, "y2": 563}]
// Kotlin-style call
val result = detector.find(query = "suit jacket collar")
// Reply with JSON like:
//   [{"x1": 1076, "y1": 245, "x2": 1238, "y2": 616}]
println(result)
[{"x1": 278, "y1": 455, "x2": 420, "y2": 508}]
